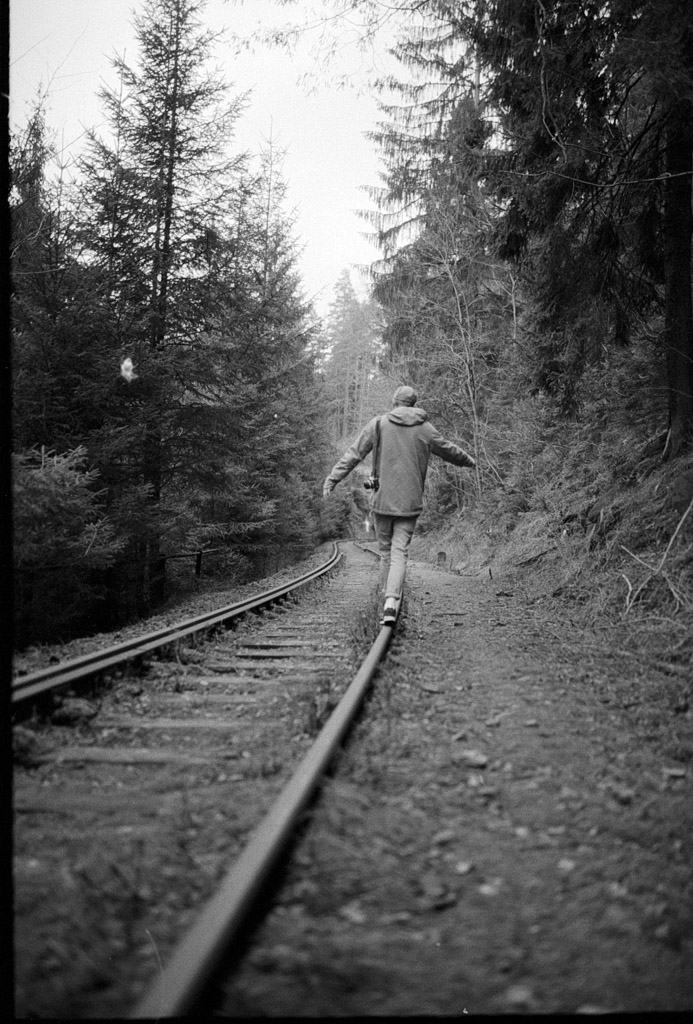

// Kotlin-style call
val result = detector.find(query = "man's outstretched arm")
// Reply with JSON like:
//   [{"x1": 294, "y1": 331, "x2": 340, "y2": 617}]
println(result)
[
  {"x1": 323, "y1": 418, "x2": 377, "y2": 498},
  {"x1": 429, "y1": 428, "x2": 476, "y2": 468}
]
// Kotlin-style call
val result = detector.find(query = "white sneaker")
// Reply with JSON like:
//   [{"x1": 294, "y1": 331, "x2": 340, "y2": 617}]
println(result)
[{"x1": 382, "y1": 603, "x2": 397, "y2": 626}]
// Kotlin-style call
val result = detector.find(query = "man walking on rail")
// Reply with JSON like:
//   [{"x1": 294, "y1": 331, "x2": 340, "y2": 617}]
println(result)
[{"x1": 323, "y1": 385, "x2": 476, "y2": 625}]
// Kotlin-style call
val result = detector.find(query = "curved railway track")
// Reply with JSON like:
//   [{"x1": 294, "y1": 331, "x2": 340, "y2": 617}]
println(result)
[
  {"x1": 13, "y1": 541, "x2": 400, "y2": 1019},
  {"x1": 12, "y1": 543, "x2": 344, "y2": 709}
]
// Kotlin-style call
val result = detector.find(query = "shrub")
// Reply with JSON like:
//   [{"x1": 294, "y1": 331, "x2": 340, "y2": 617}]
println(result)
[{"x1": 13, "y1": 447, "x2": 123, "y2": 646}]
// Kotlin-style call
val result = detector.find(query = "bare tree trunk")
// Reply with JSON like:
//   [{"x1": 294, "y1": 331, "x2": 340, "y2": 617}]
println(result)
[
  {"x1": 145, "y1": 0, "x2": 184, "y2": 606},
  {"x1": 663, "y1": 101, "x2": 693, "y2": 451}
]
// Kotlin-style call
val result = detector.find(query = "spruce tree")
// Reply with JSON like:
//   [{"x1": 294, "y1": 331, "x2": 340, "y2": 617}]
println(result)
[{"x1": 79, "y1": 0, "x2": 249, "y2": 611}]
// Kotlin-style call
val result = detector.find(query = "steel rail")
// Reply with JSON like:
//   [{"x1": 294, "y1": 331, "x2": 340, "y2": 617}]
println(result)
[
  {"x1": 130, "y1": 599, "x2": 400, "y2": 1019},
  {"x1": 12, "y1": 544, "x2": 342, "y2": 707}
]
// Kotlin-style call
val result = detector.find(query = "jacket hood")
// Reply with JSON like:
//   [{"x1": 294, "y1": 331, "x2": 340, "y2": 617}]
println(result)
[{"x1": 387, "y1": 405, "x2": 428, "y2": 426}]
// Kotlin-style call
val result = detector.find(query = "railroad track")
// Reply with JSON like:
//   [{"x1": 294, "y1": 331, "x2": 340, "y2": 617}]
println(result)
[
  {"x1": 12, "y1": 543, "x2": 344, "y2": 710},
  {"x1": 13, "y1": 541, "x2": 400, "y2": 1019}
]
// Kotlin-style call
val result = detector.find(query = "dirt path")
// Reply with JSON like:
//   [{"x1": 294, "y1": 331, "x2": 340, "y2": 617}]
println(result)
[{"x1": 220, "y1": 552, "x2": 693, "y2": 1015}]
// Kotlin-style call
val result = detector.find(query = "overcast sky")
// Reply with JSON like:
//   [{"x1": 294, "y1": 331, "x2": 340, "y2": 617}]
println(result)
[{"x1": 10, "y1": 0, "x2": 399, "y2": 315}]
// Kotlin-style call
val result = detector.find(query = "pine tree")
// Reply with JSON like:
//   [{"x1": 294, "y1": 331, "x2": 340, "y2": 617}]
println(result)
[
  {"x1": 12, "y1": 0, "x2": 332, "y2": 640},
  {"x1": 79, "y1": 0, "x2": 249, "y2": 611},
  {"x1": 349, "y1": 0, "x2": 693, "y2": 443},
  {"x1": 205, "y1": 140, "x2": 331, "y2": 569},
  {"x1": 11, "y1": 104, "x2": 103, "y2": 451},
  {"x1": 464, "y1": 0, "x2": 693, "y2": 440}
]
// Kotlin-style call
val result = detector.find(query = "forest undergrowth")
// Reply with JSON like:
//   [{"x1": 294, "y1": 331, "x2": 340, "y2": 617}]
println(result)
[{"x1": 413, "y1": 336, "x2": 693, "y2": 680}]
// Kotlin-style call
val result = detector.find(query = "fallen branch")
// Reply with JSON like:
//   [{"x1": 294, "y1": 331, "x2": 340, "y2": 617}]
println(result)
[{"x1": 621, "y1": 495, "x2": 693, "y2": 613}]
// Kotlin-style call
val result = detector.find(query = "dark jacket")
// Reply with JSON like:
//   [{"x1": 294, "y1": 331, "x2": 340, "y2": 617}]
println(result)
[{"x1": 326, "y1": 405, "x2": 475, "y2": 517}]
